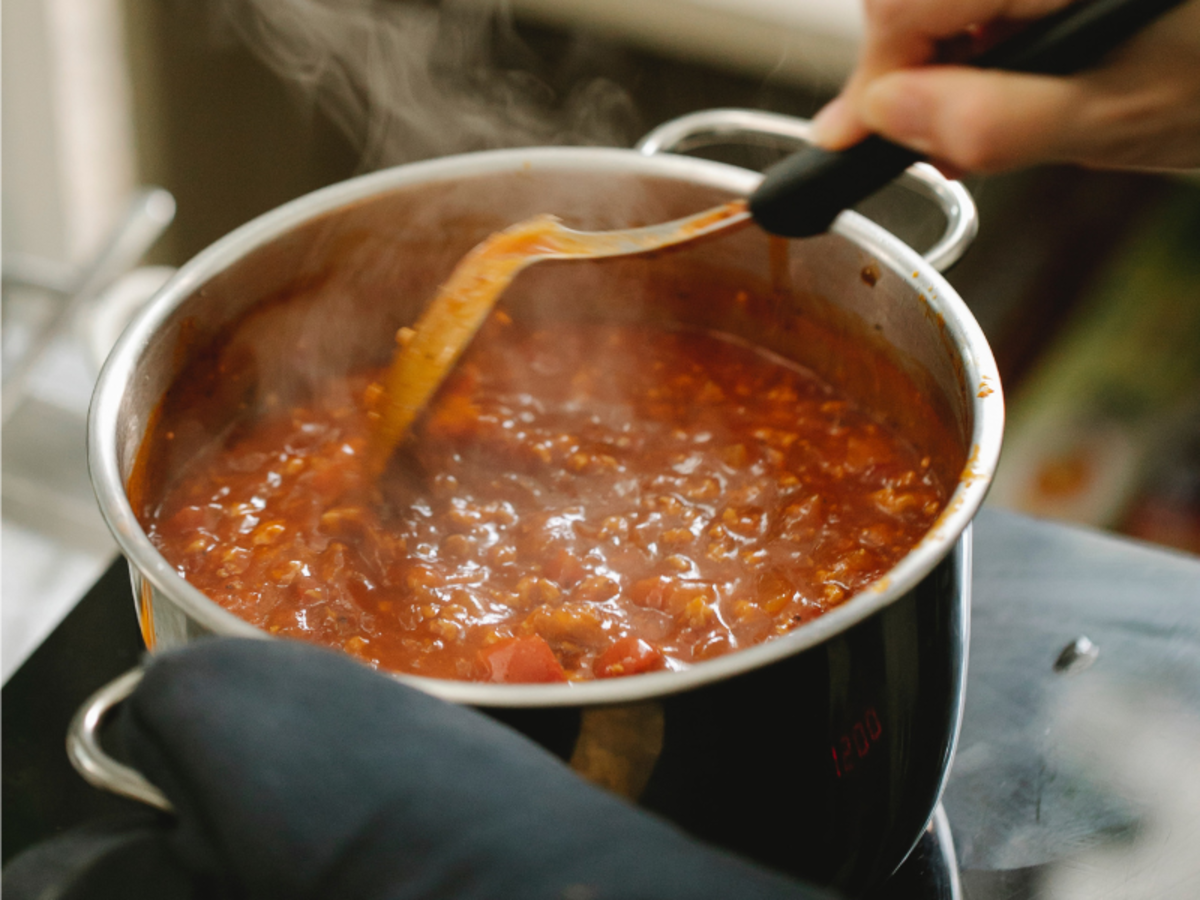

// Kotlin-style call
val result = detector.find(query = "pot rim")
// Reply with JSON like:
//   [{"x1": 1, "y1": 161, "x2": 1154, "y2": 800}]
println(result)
[{"x1": 89, "y1": 145, "x2": 1003, "y2": 708}]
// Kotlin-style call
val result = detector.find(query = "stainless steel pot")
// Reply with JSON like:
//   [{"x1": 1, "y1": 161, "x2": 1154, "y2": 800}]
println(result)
[{"x1": 82, "y1": 110, "x2": 1002, "y2": 895}]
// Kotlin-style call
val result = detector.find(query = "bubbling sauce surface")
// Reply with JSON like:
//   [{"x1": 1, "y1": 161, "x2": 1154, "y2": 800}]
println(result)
[{"x1": 145, "y1": 321, "x2": 946, "y2": 682}]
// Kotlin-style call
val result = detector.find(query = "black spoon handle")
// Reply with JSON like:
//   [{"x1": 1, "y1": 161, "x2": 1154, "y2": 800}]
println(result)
[{"x1": 749, "y1": 0, "x2": 1190, "y2": 238}]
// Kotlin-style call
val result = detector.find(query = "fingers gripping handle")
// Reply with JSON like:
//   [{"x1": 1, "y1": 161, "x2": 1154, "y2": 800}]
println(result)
[{"x1": 747, "y1": 0, "x2": 1189, "y2": 239}]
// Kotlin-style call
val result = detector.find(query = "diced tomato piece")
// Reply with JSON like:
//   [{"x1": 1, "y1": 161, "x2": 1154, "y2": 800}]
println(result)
[
  {"x1": 627, "y1": 576, "x2": 676, "y2": 610},
  {"x1": 593, "y1": 636, "x2": 666, "y2": 679},
  {"x1": 477, "y1": 636, "x2": 567, "y2": 684}
]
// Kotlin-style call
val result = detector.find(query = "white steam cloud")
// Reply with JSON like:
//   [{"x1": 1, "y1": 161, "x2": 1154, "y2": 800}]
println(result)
[{"x1": 211, "y1": 0, "x2": 638, "y2": 168}]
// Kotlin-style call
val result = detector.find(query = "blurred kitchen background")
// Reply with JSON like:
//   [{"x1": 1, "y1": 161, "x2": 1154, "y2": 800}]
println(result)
[{"x1": 4, "y1": 0, "x2": 1200, "y2": 681}]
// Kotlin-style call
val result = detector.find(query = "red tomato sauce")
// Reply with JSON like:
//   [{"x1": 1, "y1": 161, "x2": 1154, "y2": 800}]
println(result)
[{"x1": 144, "y1": 321, "x2": 946, "y2": 682}]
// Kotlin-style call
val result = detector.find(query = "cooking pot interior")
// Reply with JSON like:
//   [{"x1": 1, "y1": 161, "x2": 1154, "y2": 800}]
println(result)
[
  {"x1": 93, "y1": 157, "x2": 990, "y2": 895},
  {"x1": 121, "y1": 168, "x2": 969, "y2": 515}
]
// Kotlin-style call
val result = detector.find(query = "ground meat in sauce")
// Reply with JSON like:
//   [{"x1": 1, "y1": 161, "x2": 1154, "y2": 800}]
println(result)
[{"x1": 145, "y1": 321, "x2": 946, "y2": 682}]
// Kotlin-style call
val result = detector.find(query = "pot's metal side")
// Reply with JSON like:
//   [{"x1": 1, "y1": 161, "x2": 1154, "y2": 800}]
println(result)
[
  {"x1": 92, "y1": 149, "x2": 1001, "y2": 711},
  {"x1": 86, "y1": 140, "x2": 996, "y2": 897},
  {"x1": 130, "y1": 564, "x2": 263, "y2": 651}
]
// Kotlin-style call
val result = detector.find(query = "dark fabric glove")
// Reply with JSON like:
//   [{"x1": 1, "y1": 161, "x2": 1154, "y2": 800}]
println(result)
[{"x1": 5, "y1": 637, "x2": 833, "y2": 900}]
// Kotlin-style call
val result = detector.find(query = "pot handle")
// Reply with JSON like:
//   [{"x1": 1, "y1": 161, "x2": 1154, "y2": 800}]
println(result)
[
  {"x1": 636, "y1": 109, "x2": 978, "y2": 273},
  {"x1": 66, "y1": 667, "x2": 174, "y2": 813}
]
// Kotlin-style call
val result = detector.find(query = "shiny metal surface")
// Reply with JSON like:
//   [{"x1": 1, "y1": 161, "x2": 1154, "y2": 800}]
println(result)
[
  {"x1": 85, "y1": 129, "x2": 1001, "y2": 893},
  {"x1": 65, "y1": 667, "x2": 171, "y2": 812},
  {"x1": 871, "y1": 805, "x2": 962, "y2": 900},
  {"x1": 635, "y1": 109, "x2": 979, "y2": 272},
  {"x1": 88, "y1": 142, "x2": 1002, "y2": 710}
]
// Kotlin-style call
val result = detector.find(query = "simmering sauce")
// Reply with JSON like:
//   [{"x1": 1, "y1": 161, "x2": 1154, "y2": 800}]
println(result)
[
  {"x1": 367, "y1": 202, "x2": 750, "y2": 474},
  {"x1": 145, "y1": 319, "x2": 946, "y2": 682}
]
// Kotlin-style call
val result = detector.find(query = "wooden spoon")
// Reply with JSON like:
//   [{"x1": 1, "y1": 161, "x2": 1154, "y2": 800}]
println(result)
[{"x1": 366, "y1": 200, "x2": 751, "y2": 473}]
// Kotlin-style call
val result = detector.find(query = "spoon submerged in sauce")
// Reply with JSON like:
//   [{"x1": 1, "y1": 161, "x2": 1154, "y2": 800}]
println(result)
[
  {"x1": 366, "y1": 200, "x2": 751, "y2": 473},
  {"x1": 368, "y1": 0, "x2": 1185, "y2": 471}
]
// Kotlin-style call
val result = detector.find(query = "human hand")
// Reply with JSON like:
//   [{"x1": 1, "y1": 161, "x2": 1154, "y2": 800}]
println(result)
[{"x1": 812, "y1": 0, "x2": 1200, "y2": 173}]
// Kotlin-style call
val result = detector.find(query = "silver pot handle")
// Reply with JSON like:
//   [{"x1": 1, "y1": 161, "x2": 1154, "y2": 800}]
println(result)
[
  {"x1": 66, "y1": 668, "x2": 174, "y2": 812},
  {"x1": 636, "y1": 109, "x2": 978, "y2": 273}
]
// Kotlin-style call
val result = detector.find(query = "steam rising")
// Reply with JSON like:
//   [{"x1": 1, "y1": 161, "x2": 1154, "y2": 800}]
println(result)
[{"x1": 211, "y1": 0, "x2": 638, "y2": 168}]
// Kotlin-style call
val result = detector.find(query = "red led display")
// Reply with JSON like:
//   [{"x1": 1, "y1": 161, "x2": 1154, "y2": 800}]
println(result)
[{"x1": 830, "y1": 706, "x2": 883, "y2": 778}]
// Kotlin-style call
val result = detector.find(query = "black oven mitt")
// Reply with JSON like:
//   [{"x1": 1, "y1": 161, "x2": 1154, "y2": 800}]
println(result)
[{"x1": 5, "y1": 637, "x2": 835, "y2": 900}]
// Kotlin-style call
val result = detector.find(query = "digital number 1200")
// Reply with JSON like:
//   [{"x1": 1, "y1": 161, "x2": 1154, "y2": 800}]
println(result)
[{"x1": 830, "y1": 706, "x2": 883, "y2": 778}]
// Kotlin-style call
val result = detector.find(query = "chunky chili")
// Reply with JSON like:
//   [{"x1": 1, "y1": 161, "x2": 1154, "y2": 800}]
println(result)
[{"x1": 145, "y1": 320, "x2": 946, "y2": 682}]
